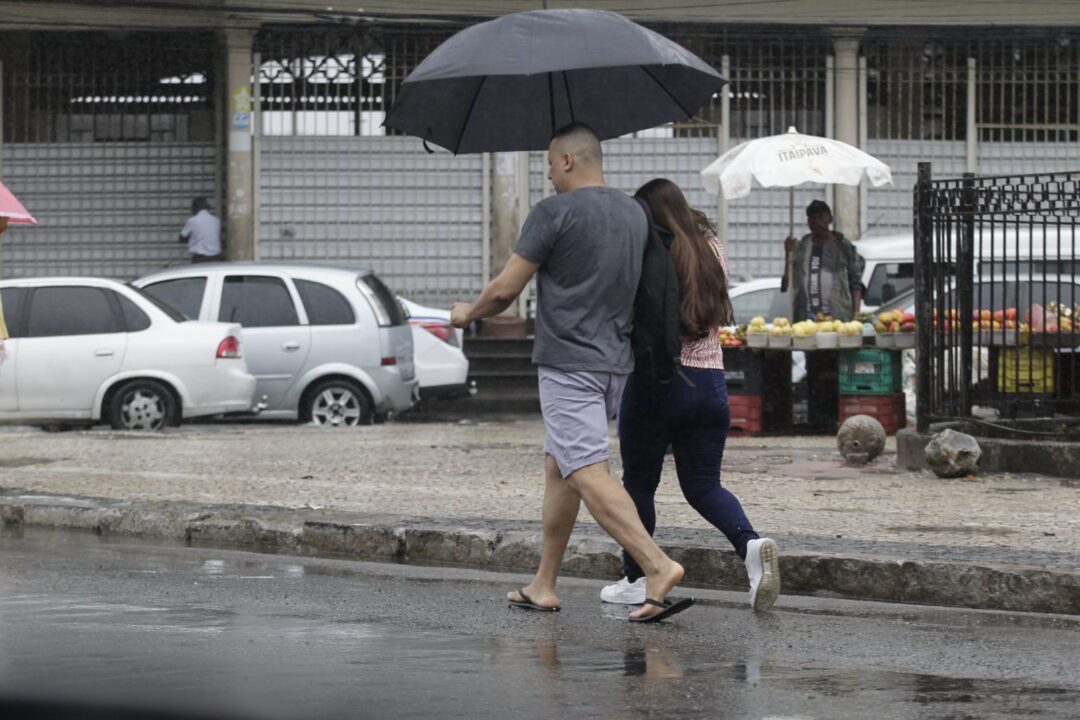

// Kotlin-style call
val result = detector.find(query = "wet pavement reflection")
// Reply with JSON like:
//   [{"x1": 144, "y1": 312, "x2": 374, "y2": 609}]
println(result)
[{"x1": 1, "y1": 528, "x2": 1078, "y2": 719}]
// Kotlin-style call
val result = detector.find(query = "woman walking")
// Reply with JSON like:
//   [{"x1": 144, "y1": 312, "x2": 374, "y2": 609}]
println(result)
[{"x1": 602, "y1": 178, "x2": 781, "y2": 612}]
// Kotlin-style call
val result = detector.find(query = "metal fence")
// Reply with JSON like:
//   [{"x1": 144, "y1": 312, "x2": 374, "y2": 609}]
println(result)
[
  {"x1": 914, "y1": 163, "x2": 1080, "y2": 431},
  {"x1": 0, "y1": 31, "x2": 219, "y2": 278},
  {"x1": 258, "y1": 136, "x2": 485, "y2": 306},
  {"x1": 3, "y1": 23, "x2": 1080, "y2": 290}
]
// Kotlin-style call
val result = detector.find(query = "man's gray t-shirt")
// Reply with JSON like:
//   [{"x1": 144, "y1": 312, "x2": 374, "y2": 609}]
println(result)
[{"x1": 514, "y1": 186, "x2": 646, "y2": 373}]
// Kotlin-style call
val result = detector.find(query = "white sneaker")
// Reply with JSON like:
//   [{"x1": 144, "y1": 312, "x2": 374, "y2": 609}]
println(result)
[
  {"x1": 745, "y1": 538, "x2": 780, "y2": 612},
  {"x1": 600, "y1": 576, "x2": 646, "y2": 605}
]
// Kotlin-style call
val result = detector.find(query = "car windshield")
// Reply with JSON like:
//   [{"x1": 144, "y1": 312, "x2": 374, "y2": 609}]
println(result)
[
  {"x1": 126, "y1": 283, "x2": 187, "y2": 322},
  {"x1": 728, "y1": 280, "x2": 787, "y2": 324},
  {"x1": 877, "y1": 288, "x2": 915, "y2": 313}
]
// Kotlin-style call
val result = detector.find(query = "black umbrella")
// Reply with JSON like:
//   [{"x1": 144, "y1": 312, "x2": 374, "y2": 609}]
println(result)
[{"x1": 383, "y1": 9, "x2": 727, "y2": 154}]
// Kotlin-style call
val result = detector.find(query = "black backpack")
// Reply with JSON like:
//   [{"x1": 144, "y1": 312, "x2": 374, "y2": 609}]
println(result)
[{"x1": 630, "y1": 198, "x2": 681, "y2": 383}]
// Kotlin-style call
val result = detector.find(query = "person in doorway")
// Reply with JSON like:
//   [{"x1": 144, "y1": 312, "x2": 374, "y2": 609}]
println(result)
[
  {"x1": 178, "y1": 196, "x2": 223, "y2": 263},
  {"x1": 450, "y1": 123, "x2": 692, "y2": 623},
  {"x1": 601, "y1": 178, "x2": 781, "y2": 612},
  {"x1": 782, "y1": 200, "x2": 865, "y2": 430}
]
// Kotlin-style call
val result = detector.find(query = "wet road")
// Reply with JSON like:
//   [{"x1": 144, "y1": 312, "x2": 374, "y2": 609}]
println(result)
[{"x1": 1, "y1": 529, "x2": 1078, "y2": 719}]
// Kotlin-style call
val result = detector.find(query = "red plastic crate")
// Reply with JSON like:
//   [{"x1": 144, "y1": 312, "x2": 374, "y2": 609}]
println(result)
[
  {"x1": 729, "y1": 393, "x2": 764, "y2": 435},
  {"x1": 839, "y1": 393, "x2": 907, "y2": 435}
]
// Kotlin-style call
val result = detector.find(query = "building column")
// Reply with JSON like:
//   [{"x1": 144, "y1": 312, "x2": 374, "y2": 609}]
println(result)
[
  {"x1": 833, "y1": 33, "x2": 862, "y2": 240},
  {"x1": 491, "y1": 152, "x2": 525, "y2": 311},
  {"x1": 221, "y1": 27, "x2": 256, "y2": 261}
]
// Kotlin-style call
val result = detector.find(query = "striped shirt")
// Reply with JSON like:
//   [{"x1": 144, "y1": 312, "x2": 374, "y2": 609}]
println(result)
[{"x1": 679, "y1": 235, "x2": 728, "y2": 370}]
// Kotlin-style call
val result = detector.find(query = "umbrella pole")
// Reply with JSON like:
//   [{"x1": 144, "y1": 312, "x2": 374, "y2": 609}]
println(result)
[
  {"x1": 788, "y1": 186, "x2": 794, "y2": 238},
  {"x1": 787, "y1": 187, "x2": 795, "y2": 296}
]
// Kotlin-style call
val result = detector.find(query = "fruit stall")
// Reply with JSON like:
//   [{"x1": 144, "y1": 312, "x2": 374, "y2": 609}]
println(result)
[
  {"x1": 719, "y1": 311, "x2": 914, "y2": 435},
  {"x1": 932, "y1": 301, "x2": 1072, "y2": 400}
]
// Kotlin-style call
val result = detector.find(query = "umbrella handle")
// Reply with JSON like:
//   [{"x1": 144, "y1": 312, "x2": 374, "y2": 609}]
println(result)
[
  {"x1": 788, "y1": 187, "x2": 794, "y2": 238},
  {"x1": 785, "y1": 187, "x2": 795, "y2": 295}
]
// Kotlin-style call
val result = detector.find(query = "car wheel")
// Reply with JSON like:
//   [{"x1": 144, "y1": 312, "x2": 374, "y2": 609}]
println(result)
[
  {"x1": 109, "y1": 380, "x2": 178, "y2": 431},
  {"x1": 303, "y1": 379, "x2": 372, "y2": 427}
]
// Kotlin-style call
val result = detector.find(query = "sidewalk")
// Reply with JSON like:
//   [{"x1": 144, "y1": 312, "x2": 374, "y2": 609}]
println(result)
[{"x1": 1, "y1": 420, "x2": 1077, "y2": 614}]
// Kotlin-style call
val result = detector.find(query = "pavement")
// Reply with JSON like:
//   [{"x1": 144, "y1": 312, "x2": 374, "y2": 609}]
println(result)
[{"x1": 1, "y1": 418, "x2": 1078, "y2": 615}]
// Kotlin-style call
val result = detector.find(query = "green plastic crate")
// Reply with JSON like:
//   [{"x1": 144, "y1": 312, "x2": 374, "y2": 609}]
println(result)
[{"x1": 839, "y1": 349, "x2": 903, "y2": 395}]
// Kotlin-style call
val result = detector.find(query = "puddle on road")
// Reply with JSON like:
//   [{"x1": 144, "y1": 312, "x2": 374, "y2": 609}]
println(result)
[
  {"x1": 884, "y1": 525, "x2": 1019, "y2": 536},
  {"x1": 3, "y1": 530, "x2": 1077, "y2": 719},
  {"x1": 0, "y1": 456, "x2": 59, "y2": 468},
  {"x1": 3, "y1": 590, "x2": 1078, "y2": 720}
]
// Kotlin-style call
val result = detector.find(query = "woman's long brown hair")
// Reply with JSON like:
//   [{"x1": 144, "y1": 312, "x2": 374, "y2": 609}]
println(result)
[{"x1": 634, "y1": 178, "x2": 734, "y2": 339}]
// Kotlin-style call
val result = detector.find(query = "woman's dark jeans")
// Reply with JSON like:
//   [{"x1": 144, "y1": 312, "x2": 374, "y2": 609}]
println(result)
[{"x1": 617, "y1": 366, "x2": 758, "y2": 582}]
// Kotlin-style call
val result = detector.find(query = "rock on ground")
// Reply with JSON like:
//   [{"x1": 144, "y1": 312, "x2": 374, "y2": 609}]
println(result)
[
  {"x1": 925, "y1": 428, "x2": 982, "y2": 478},
  {"x1": 837, "y1": 414, "x2": 886, "y2": 465}
]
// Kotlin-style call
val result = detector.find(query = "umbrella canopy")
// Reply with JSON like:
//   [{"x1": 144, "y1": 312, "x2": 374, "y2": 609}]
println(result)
[
  {"x1": 383, "y1": 9, "x2": 727, "y2": 154},
  {"x1": 0, "y1": 182, "x2": 36, "y2": 224},
  {"x1": 701, "y1": 127, "x2": 892, "y2": 199}
]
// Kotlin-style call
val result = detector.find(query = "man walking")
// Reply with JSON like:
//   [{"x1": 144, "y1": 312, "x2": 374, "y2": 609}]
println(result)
[
  {"x1": 178, "y1": 196, "x2": 223, "y2": 263},
  {"x1": 450, "y1": 123, "x2": 691, "y2": 623}
]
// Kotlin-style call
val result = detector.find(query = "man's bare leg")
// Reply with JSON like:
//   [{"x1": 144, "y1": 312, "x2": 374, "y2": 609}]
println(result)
[
  {"x1": 507, "y1": 454, "x2": 581, "y2": 609},
  {"x1": 566, "y1": 461, "x2": 685, "y2": 620}
]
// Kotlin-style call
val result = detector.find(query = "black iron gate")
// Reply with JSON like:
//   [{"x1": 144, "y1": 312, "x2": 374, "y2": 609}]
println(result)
[{"x1": 914, "y1": 163, "x2": 1080, "y2": 431}]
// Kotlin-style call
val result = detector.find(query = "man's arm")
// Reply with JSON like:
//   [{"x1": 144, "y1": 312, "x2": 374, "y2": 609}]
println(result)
[
  {"x1": 451, "y1": 253, "x2": 539, "y2": 328},
  {"x1": 780, "y1": 235, "x2": 798, "y2": 293},
  {"x1": 178, "y1": 216, "x2": 193, "y2": 244}
]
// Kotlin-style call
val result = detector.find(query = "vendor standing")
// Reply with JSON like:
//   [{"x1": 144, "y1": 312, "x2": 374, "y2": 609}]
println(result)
[
  {"x1": 781, "y1": 199, "x2": 864, "y2": 321},
  {"x1": 781, "y1": 200, "x2": 866, "y2": 430}
]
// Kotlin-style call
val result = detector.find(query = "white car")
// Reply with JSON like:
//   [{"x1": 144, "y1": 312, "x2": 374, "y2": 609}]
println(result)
[
  {"x1": 0, "y1": 278, "x2": 257, "y2": 430},
  {"x1": 727, "y1": 277, "x2": 806, "y2": 383},
  {"x1": 398, "y1": 297, "x2": 470, "y2": 399},
  {"x1": 728, "y1": 277, "x2": 787, "y2": 325}
]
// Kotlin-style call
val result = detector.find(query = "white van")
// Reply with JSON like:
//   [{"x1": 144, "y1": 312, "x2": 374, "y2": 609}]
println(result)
[
  {"x1": 857, "y1": 234, "x2": 915, "y2": 312},
  {"x1": 856, "y1": 227, "x2": 1078, "y2": 312}
]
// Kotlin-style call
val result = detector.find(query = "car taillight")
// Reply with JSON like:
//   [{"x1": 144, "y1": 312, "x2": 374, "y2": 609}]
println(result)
[
  {"x1": 381, "y1": 356, "x2": 397, "y2": 366},
  {"x1": 216, "y1": 336, "x2": 241, "y2": 359},
  {"x1": 419, "y1": 321, "x2": 454, "y2": 343}
]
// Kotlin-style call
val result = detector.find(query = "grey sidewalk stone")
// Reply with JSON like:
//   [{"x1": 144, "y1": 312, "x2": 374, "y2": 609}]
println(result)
[
  {"x1": 2, "y1": 489, "x2": 1077, "y2": 615},
  {"x1": 1, "y1": 421, "x2": 1077, "y2": 616}
]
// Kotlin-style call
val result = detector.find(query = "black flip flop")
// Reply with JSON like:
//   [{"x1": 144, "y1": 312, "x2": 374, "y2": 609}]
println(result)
[
  {"x1": 628, "y1": 597, "x2": 695, "y2": 623},
  {"x1": 508, "y1": 588, "x2": 561, "y2": 612}
]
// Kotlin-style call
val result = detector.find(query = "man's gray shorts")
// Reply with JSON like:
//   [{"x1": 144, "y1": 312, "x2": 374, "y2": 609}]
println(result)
[{"x1": 538, "y1": 366, "x2": 628, "y2": 478}]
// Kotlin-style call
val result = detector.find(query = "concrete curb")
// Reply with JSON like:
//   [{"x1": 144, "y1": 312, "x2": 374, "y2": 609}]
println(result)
[{"x1": 2, "y1": 491, "x2": 1077, "y2": 616}]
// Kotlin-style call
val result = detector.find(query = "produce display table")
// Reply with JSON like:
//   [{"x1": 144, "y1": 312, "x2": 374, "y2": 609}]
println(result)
[
  {"x1": 721, "y1": 348, "x2": 792, "y2": 434},
  {"x1": 724, "y1": 342, "x2": 908, "y2": 434}
]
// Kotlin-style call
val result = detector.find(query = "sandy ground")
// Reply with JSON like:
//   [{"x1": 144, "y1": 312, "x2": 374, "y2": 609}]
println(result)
[{"x1": 2, "y1": 419, "x2": 1077, "y2": 556}]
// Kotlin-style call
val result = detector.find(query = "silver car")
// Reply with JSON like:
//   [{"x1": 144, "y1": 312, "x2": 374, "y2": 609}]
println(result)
[{"x1": 134, "y1": 263, "x2": 418, "y2": 426}]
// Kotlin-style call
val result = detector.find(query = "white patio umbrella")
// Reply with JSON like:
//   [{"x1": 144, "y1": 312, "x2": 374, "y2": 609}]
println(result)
[
  {"x1": 700, "y1": 126, "x2": 892, "y2": 292},
  {"x1": 702, "y1": 125, "x2": 893, "y2": 231}
]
